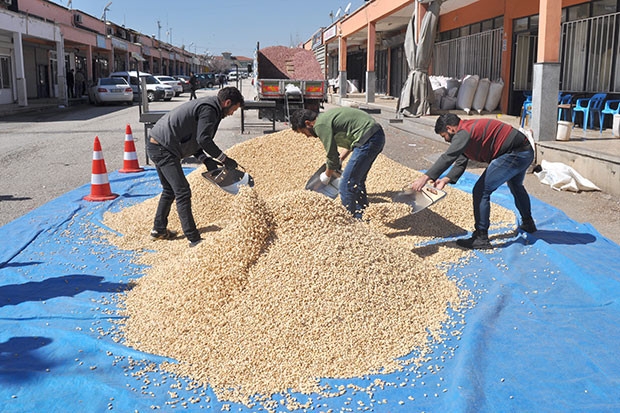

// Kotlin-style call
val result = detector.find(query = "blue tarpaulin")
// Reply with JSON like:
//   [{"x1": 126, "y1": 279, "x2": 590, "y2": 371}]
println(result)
[{"x1": 1, "y1": 168, "x2": 619, "y2": 412}]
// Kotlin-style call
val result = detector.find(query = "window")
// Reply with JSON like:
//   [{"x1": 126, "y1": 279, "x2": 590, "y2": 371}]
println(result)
[
  {"x1": 481, "y1": 19, "x2": 494, "y2": 32},
  {"x1": 568, "y1": 4, "x2": 589, "y2": 21},
  {"x1": 593, "y1": 0, "x2": 618, "y2": 16},
  {"x1": 0, "y1": 56, "x2": 11, "y2": 89},
  {"x1": 514, "y1": 17, "x2": 529, "y2": 32}
]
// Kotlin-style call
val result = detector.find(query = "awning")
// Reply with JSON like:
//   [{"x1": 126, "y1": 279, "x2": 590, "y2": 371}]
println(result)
[{"x1": 131, "y1": 52, "x2": 146, "y2": 62}]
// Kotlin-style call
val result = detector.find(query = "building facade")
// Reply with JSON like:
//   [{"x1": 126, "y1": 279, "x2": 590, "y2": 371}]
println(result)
[
  {"x1": 0, "y1": 0, "x2": 205, "y2": 107},
  {"x1": 305, "y1": 0, "x2": 619, "y2": 140}
]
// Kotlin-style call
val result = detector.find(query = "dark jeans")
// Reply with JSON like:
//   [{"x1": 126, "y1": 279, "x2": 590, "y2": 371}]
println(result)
[
  {"x1": 339, "y1": 127, "x2": 386, "y2": 219},
  {"x1": 189, "y1": 88, "x2": 197, "y2": 100},
  {"x1": 147, "y1": 141, "x2": 200, "y2": 242},
  {"x1": 472, "y1": 146, "x2": 534, "y2": 233}
]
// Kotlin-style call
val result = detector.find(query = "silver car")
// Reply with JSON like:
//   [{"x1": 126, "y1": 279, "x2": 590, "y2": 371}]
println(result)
[
  {"x1": 88, "y1": 77, "x2": 133, "y2": 105},
  {"x1": 155, "y1": 75, "x2": 183, "y2": 97}
]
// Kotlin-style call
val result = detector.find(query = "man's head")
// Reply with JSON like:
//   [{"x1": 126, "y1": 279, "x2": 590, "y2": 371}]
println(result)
[
  {"x1": 434, "y1": 113, "x2": 461, "y2": 142},
  {"x1": 290, "y1": 109, "x2": 319, "y2": 137},
  {"x1": 217, "y1": 86, "x2": 244, "y2": 117}
]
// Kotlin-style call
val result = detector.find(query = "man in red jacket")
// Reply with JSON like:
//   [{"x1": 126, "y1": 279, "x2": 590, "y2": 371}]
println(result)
[{"x1": 411, "y1": 113, "x2": 537, "y2": 249}]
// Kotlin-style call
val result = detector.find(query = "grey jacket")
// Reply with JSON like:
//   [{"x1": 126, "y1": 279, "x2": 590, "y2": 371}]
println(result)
[{"x1": 150, "y1": 95, "x2": 225, "y2": 160}]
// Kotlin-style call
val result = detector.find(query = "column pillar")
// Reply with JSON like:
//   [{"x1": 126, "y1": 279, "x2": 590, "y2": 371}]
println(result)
[
  {"x1": 13, "y1": 32, "x2": 27, "y2": 106},
  {"x1": 532, "y1": 0, "x2": 562, "y2": 141},
  {"x1": 338, "y1": 35, "x2": 347, "y2": 99},
  {"x1": 365, "y1": 21, "x2": 376, "y2": 103},
  {"x1": 56, "y1": 37, "x2": 68, "y2": 105}
]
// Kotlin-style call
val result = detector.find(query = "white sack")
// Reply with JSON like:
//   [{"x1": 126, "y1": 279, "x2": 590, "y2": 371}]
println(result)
[
  {"x1": 429, "y1": 76, "x2": 443, "y2": 90},
  {"x1": 472, "y1": 78, "x2": 491, "y2": 113},
  {"x1": 433, "y1": 87, "x2": 446, "y2": 108},
  {"x1": 484, "y1": 78, "x2": 504, "y2": 112},
  {"x1": 446, "y1": 77, "x2": 460, "y2": 92},
  {"x1": 440, "y1": 95, "x2": 457, "y2": 110},
  {"x1": 456, "y1": 74, "x2": 479, "y2": 114},
  {"x1": 534, "y1": 159, "x2": 601, "y2": 192}
]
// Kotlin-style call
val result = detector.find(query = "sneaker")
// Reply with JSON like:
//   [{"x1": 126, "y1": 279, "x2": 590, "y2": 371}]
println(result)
[
  {"x1": 456, "y1": 231, "x2": 492, "y2": 250},
  {"x1": 150, "y1": 229, "x2": 177, "y2": 241},
  {"x1": 188, "y1": 238, "x2": 203, "y2": 248},
  {"x1": 519, "y1": 217, "x2": 537, "y2": 233}
]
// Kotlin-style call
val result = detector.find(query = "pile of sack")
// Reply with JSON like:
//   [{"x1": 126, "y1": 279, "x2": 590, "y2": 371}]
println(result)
[{"x1": 430, "y1": 75, "x2": 504, "y2": 115}]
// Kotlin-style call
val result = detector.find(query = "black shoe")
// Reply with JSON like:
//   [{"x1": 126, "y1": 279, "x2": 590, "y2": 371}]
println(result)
[
  {"x1": 188, "y1": 238, "x2": 203, "y2": 248},
  {"x1": 150, "y1": 229, "x2": 177, "y2": 241},
  {"x1": 456, "y1": 231, "x2": 492, "y2": 250},
  {"x1": 519, "y1": 217, "x2": 537, "y2": 233}
]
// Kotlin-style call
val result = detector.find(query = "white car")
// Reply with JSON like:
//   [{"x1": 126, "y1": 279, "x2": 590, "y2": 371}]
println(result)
[
  {"x1": 88, "y1": 77, "x2": 133, "y2": 105},
  {"x1": 155, "y1": 75, "x2": 183, "y2": 97},
  {"x1": 110, "y1": 71, "x2": 174, "y2": 102},
  {"x1": 227, "y1": 72, "x2": 240, "y2": 81}
]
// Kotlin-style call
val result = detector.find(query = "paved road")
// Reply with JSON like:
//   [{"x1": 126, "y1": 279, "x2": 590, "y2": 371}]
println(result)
[{"x1": 2, "y1": 83, "x2": 619, "y2": 244}]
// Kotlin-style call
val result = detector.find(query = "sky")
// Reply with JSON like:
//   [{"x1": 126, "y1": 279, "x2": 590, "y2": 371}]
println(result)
[{"x1": 56, "y1": 0, "x2": 369, "y2": 58}]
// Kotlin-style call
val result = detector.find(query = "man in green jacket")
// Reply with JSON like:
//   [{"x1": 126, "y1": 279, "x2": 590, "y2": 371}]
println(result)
[{"x1": 290, "y1": 107, "x2": 385, "y2": 219}]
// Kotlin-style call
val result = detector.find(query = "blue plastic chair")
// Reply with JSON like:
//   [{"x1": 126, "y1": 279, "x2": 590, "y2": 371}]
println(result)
[
  {"x1": 572, "y1": 93, "x2": 607, "y2": 132},
  {"x1": 520, "y1": 92, "x2": 533, "y2": 128},
  {"x1": 599, "y1": 99, "x2": 620, "y2": 133},
  {"x1": 557, "y1": 93, "x2": 572, "y2": 121}
]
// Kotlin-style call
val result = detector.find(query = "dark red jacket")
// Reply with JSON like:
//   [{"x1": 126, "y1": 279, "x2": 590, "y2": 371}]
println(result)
[{"x1": 426, "y1": 119, "x2": 526, "y2": 182}]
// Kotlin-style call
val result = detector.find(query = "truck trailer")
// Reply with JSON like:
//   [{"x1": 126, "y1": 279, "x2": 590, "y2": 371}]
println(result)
[{"x1": 252, "y1": 44, "x2": 326, "y2": 122}]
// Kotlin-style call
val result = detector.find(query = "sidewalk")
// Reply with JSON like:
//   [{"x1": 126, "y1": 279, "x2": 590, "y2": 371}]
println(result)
[
  {"x1": 332, "y1": 92, "x2": 620, "y2": 196},
  {"x1": 0, "y1": 97, "x2": 87, "y2": 117}
]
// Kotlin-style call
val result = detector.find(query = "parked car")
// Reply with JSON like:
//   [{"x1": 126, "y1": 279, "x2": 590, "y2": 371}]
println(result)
[
  {"x1": 174, "y1": 75, "x2": 192, "y2": 93},
  {"x1": 227, "y1": 71, "x2": 240, "y2": 81},
  {"x1": 109, "y1": 71, "x2": 174, "y2": 102},
  {"x1": 87, "y1": 77, "x2": 133, "y2": 105},
  {"x1": 155, "y1": 75, "x2": 183, "y2": 96},
  {"x1": 196, "y1": 73, "x2": 216, "y2": 88}
]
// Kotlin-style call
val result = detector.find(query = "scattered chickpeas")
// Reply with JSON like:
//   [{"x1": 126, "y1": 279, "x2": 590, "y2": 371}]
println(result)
[{"x1": 104, "y1": 128, "x2": 516, "y2": 407}]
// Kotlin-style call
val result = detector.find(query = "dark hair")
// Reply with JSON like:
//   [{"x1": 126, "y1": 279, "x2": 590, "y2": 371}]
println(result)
[
  {"x1": 434, "y1": 113, "x2": 461, "y2": 134},
  {"x1": 290, "y1": 109, "x2": 318, "y2": 131},
  {"x1": 217, "y1": 86, "x2": 244, "y2": 107}
]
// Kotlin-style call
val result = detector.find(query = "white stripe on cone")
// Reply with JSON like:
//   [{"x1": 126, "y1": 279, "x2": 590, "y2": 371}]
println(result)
[{"x1": 91, "y1": 173, "x2": 110, "y2": 185}]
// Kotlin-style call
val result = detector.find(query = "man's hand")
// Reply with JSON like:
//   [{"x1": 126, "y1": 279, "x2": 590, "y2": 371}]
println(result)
[
  {"x1": 411, "y1": 174, "x2": 430, "y2": 191},
  {"x1": 222, "y1": 156, "x2": 238, "y2": 170},
  {"x1": 339, "y1": 149, "x2": 351, "y2": 162},
  {"x1": 434, "y1": 177, "x2": 450, "y2": 190},
  {"x1": 202, "y1": 157, "x2": 219, "y2": 172}
]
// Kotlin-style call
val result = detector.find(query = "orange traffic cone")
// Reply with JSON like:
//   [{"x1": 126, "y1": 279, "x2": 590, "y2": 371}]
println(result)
[
  {"x1": 119, "y1": 124, "x2": 144, "y2": 173},
  {"x1": 84, "y1": 136, "x2": 118, "y2": 202}
]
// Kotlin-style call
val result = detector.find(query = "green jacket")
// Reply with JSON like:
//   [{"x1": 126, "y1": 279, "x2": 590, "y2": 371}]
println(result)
[{"x1": 314, "y1": 107, "x2": 379, "y2": 170}]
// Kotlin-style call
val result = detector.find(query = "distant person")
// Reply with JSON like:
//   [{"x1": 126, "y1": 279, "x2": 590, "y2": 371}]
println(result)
[
  {"x1": 290, "y1": 107, "x2": 385, "y2": 220},
  {"x1": 66, "y1": 69, "x2": 75, "y2": 98},
  {"x1": 147, "y1": 87, "x2": 245, "y2": 247},
  {"x1": 218, "y1": 73, "x2": 225, "y2": 89},
  {"x1": 189, "y1": 72, "x2": 198, "y2": 100},
  {"x1": 410, "y1": 113, "x2": 537, "y2": 250},
  {"x1": 74, "y1": 70, "x2": 85, "y2": 97}
]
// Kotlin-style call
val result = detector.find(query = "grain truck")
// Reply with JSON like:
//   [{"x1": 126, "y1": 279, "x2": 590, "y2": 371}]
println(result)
[{"x1": 252, "y1": 44, "x2": 327, "y2": 121}]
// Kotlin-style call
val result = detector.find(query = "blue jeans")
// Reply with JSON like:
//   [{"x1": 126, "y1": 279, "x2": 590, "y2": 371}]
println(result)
[
  {"x1": 147, "y1": 141, "x2": 200, "y2": 242},
  {"x1": 472, "y1": 147, "x2": 534, "y2": 233},
  {"x1": 339, "y1": 127, "x2": 385, "y2": 219}
]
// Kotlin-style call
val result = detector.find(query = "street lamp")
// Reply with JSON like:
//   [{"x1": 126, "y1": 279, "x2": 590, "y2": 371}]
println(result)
[{"x1": 101, "y1": 1, "x2": 112, "y2": 21}]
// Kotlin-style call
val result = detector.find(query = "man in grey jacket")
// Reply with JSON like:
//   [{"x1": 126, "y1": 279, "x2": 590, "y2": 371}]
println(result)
[{"x1": 148, "y1": 87, "x2": 244, "y2": 247}]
